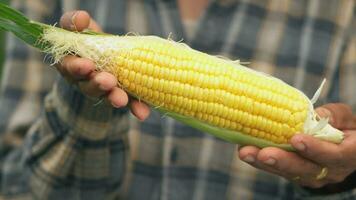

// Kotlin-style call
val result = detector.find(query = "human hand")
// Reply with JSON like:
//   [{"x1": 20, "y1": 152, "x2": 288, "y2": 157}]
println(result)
[
  {"x1": 57, "y1": 11, "x2": 150, "y2": 120},
  {"x1": 238, "y1": 103, "x2": 356, "y2": 188}
]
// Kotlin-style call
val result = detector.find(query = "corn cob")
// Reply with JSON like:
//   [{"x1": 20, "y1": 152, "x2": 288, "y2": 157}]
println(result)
[{"x1": 0, "y1": 3, "x2": 343, "y2": 150}]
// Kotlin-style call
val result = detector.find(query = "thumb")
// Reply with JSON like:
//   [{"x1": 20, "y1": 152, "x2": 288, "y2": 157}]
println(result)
[
  {"x1": 315, "y1": 103, "x2": 356, "y2": 130},
  {"x1": 60, "y1": 10, "x2": 90, "y2": 31},
  {"x1": 60, "y1": 10, "x2": 102, "y2": 32}
]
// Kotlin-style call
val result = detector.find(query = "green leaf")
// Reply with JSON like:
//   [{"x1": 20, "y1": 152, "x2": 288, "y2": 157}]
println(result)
[
  {"x1": 0, "y1": 2, "x2": 49, "y2": 49},
  {"x1": 157, "y1": 108, "x2": 295, "y2": 151},
  {"x1": 82, "y1": 29, "x2": 109, "y2": 36},
  {"x1": 0, "y1": 19, "x2": 38, "y2": 46},
  {"x1": 0, "y1": 0, "x2": 10, "y2": 80}
]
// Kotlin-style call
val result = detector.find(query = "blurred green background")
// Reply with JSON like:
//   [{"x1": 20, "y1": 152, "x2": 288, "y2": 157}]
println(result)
[{"x1": 0, "y1": 0, "x2": 10, "y2": 80}]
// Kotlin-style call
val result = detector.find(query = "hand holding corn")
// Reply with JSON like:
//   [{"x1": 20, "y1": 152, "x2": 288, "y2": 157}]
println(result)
[
  {"x1": 57, "y1": 11, "x2": 150, "y2": 121},
  {"x1": 239, "y1": 103, "x2": 356, "y2": 188},
  {"x1": 0, "y1": 3, "x2": 344, "y2": 150}
]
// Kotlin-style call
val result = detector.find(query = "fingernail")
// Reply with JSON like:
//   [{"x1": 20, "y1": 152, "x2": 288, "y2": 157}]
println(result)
[
  {"x1": 323, "y1": 108, "x2": 332, "y2": 117},
  {"x1": 319, "y1": 108, "x2": 334, "y2": 124},
  {"x1": 111, "y1": 101, "x2": 120, "y2": 108},
  {"x1": 323, "y1": 109, "x2": 334, "y2": 124},
  {"x1": 95, "y1": 75, "x2": 108, "y2": 90},
  {"x1": 328, "y1": 116, "x2": 334, "y2": 125},
  {"x1": 295, "y1": 142, "x2": 306, "y2": 151},
  {"x1": 243, "y1": 155, "x2": 255, "y2": 163},
  {"x1": 70, "y1": 11, "x2": 79, "y2": 30},
  {"x1": 264, "y1": 158, "x2": 276, "y2": 166}
]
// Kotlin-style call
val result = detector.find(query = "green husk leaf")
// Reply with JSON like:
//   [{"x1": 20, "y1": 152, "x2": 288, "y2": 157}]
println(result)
[
  {"x1": 0, "y1": 18, "x2": 39, "y2": 47},
  {"x1": 0, "y1": 3, "x2": 51, "y2": 49},
  {"x1": 81, "y1": 29, "x2": 110, "y2": 36},
  {"x1": 156, "y1": 107, "x2": 295, "y2": 151},
  {"x1": 0, "y1": 0, "x2": 10, "y2": 78}
]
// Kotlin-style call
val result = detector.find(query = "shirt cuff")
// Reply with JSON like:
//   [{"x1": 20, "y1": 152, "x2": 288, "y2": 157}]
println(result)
[{"x1": 44, "y1": 77, "x2": 129, "y2": 141}]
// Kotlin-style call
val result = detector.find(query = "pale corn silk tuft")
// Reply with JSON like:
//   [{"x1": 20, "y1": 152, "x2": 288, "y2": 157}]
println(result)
[{"x1": 41, "y1": 27, "x2": 343, "y2": 145}]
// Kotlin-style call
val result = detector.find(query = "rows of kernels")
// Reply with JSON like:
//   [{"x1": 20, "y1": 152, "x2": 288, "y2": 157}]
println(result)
[
  {"x1": 229, "y1": 67, "x2": 308, "y2": 103},
  {"x1": 122, "y1": 73, "x2": 302, "y2": 143},
  {"x1": 114, "y1": 39, "x2": 309, "y2": 143},
  {"x1": 133, "y1": 38, "x2": 304, "y2": 105},
  {"x1": 123, "y1": 56, "x2": 304, "y2": 123},
  {"x1": 230, "y1": 72, "x2": 308, "y2": 112},
  {"x1": 124, "y1": 74, "x2": 300, "y2": 144}
]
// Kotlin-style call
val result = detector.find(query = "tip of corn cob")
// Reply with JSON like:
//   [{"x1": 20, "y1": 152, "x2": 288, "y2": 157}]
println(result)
[{"x1": 301, "y1": 79, "x2": 344, "y2": 143}]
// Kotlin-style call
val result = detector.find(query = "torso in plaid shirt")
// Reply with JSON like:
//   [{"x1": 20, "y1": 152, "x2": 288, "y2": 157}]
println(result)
[{"x1": 0, "y1": 0, "x2": 355, "y2": 199}]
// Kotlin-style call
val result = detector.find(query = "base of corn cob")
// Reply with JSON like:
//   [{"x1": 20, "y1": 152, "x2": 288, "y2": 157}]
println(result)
[{"x1": 0, "y1": 3, "x2": 343, "y2": 150}]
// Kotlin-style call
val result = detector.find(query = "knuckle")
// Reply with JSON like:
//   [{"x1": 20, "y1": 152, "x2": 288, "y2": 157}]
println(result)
[
  {"x1": 259, "y1": 147, "x2": 280, "y2": 158},
  {"x1": 61, "y1": 56, "x2": 75, "y2": 68}
]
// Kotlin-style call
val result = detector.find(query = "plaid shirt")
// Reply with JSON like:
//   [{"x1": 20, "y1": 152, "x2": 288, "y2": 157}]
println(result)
[{"x1": 0, "y1": 0, "x2": 355, "y2": 199}]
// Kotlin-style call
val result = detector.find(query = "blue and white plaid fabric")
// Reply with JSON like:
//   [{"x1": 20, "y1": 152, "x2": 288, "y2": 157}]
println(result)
[{"x1": 0, "y1": 0, "x2": 355, "y2": 199}]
